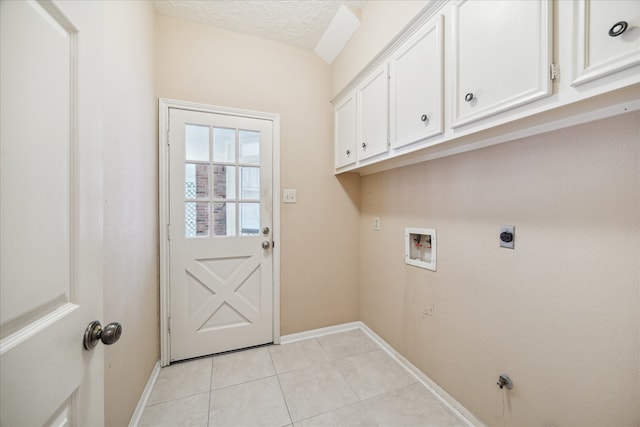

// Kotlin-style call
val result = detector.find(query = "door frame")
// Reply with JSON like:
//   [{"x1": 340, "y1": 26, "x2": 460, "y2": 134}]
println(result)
[{"x1": 158, "y1": 98, "x2": 281, "y2": 367}]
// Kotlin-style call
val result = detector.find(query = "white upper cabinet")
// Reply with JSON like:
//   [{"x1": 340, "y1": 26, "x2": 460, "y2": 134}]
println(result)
[
  {"x1": 357, "y1": 62, "x2": 389, "y2": 161},
  {"x1": 451, "y1": 0, "x2": 552, "y2": 128},
  {"x1": 390, "y1": 15, "x2": 444, "y2": 149},
  {"x1": 571, "y1": 0, "x2": 640, "y2": 86},
  {"x1": 334, "y1": 91, "x2": 357, "y2": 169},
  {"x1": 332, "y1": 0, "x2": 638, "y2": 174}
]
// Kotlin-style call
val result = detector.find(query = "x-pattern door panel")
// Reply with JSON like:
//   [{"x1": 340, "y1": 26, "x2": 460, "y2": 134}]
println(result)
[
  {"x1": 185, "y1": 256, "x2": 261, "y2": 332},
  {"x1": 169, "y1": 108, "x2": 273, "y2": 361}
]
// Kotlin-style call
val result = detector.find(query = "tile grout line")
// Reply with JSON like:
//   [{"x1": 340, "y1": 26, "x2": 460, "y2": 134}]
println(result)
[
  {"x1": 267, "y1": 347, "x2": 294, "y2": 426},
  {"x1": 320, "y1": 331, "x2": 388, "y2": 422},
  {"x1": 323, "y1": 335, "x2": 412, "y2": 425},
  {"x1": 207, "y1": 357, "x2": 214, "y2": 427},
  {"x1": 329, "y1": 358, "x2": 380, "y2": 425},
  {"x1": 145, "y1": 390, "x2": 210, "y2": 409}
]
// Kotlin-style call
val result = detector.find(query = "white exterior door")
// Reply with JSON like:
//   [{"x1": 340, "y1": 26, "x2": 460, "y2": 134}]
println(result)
[
  {"x1": 168, "y1": 108, "x2": 274, "y2": 362},
  {"x1": 0, "y1": 1, "x2": 104, "y2": 426}
]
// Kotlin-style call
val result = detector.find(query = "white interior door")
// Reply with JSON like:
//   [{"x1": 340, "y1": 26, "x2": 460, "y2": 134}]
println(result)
[
  {"x1": 168, "y1": 108, "x2": 274, "y2": 362},
  {"x1": 0, "y1": 1, "x2": 104, "y2": 425}
]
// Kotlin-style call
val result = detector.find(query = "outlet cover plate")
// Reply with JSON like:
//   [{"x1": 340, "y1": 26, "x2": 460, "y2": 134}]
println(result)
[{"x1": 499, "y1": 225, "x2": 515, "y2": 249}]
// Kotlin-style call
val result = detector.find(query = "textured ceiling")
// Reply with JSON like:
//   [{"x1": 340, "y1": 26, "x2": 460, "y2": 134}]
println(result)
[{"x1": 154, "y1": 0, "x2": 367, "y2": 50}]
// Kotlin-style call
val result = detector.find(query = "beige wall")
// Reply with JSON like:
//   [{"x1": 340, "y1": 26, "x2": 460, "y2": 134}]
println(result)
[
  {"x1": 103, "y1": 2, "x2": 158, "y2": 426},
  {"x1": 332, "y1": 1, "x2": 640, "y2": 425},
  {"x1": 330, "y1": 0, "x2": 428, "y2": 98},
  {"x1": 359, "y1": 113, "x2": 640, "y2": 426},
  {"x1": 155, "y1": 15, "x2": 360, "y2": 335}
]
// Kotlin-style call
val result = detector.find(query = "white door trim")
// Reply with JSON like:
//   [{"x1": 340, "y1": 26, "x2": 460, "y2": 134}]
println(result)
[{"x1": 158, "y1": 98, "x2": 281, "y2": 367}]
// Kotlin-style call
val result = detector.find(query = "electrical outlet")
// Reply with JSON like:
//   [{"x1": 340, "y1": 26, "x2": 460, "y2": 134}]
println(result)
[
  {"x1": 500, "y1": 225, "x2": 515, "y2": 249},
  {"x1": 373, "y1": 217, "x2": 380, "y2": 231}
]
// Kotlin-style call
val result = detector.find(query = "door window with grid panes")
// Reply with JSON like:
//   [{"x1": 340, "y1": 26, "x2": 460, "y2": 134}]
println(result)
[{"x1": 184, "y1": 125, "x2": 261, "y2": 238}]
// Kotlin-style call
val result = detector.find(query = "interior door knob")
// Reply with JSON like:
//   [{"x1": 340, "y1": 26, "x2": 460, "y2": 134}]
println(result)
[
  {"x1": 262, "y1": 241, "x2": 271, "y2": 249},
  {"x1": 83, "y1": 320, "x2": 123, "y2": 350}
]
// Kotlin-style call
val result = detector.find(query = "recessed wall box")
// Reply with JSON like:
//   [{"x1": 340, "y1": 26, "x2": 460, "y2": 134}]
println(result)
[{"x1": 405, "y1": 227, "x2": 436, "y2": 271}]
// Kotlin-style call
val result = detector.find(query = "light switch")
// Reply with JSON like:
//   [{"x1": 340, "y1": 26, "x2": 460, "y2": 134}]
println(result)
[
  {"x1": 373, "y1": 217, "x2": 380, "y2": 230},
  {"x1": 283, "y1": 189, "x2": 297, "y2": 204}
]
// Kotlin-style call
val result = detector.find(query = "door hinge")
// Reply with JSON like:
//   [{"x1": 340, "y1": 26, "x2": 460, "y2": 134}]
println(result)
[
  {"x1": 167, "y1": 316, "x2": 171, "y2": 334},
  {"x1": 167, "y1": 224, "x2": 171, "y2": 241},
  {"x1": 550, "y1": 63, "x2": 558, "y2": 81},
  {"x1": 167, "y1": 129, "x2": 170, "y2": 145}
]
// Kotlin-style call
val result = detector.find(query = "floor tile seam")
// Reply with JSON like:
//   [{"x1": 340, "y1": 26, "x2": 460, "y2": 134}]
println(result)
[
  {"x1": 362, "y1": 383, "x2": 468, "y2": 426},
  {"x1": 207, "y1": 357, "x2": 214, "y2": 427},
  {"x1": 206, "y1": 386, "x2": 214, "y2": 427},
  {"x1": 331, "y1": 349, "x2": 420, "y2": 402},
  {"x1": 268, "y1": 339, "x2": 320, "y2": 375},
  {"x1": 314, "y1": 334, "x2": 333, "y2": 359},
  {"x1": 210, "y1": 372, "x2": 280, "y2": 392},
  {"x1": 272, "y1": 355, "x2": 333, "y2": 376},
  {"x1": 292, "y1": 401, "x2": 378, "y2": 426},
  {"x1": 329, "y1": 357, "x2": 364, "y2": 405},
  {"x1": 327, "y1": 346, "x2": 384, "y2": 363},
  {"x1": 368, "y1": 348, "x2": 421, "y2": 389},
  {"x1": 359, "y1": 379, "x2": 420, "y2": 402},
  {"x1": 207, "y1": 355, "x2": 215, "y2": 418},
  {"x1": 145, "y1": 390, "x2": 211, "y2": 408},
  {"x1": 268, "y1": 348, "x2": 295, "y2": 426}
]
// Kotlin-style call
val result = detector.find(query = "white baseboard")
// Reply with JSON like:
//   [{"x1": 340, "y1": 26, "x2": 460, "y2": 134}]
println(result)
[
  {"x1": 281, "y1": 321, "x2": 485, "y2": 427},
  {"x1": 128, "y1": 360, "x2": 161, "y2": 427},
  {"x1": 279, "y1": 321, "x2": 362, "y2": 344},
  {"x1": 358, "y1": 323, "x2": 486, "y2": 427}
]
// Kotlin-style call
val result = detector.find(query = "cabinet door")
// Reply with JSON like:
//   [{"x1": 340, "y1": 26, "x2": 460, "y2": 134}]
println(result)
[
  {"x1": 452, "y1": 0, "x2": 552, "y2": 128},
  {"x1": 572, "y1": 0, "x2": 640, "y2": 86},
  {"x1": 390, "y1": 15, "x2": 444, "y2": 149},
  {"x1": 357, "y1": 63, "x2": 389, "y2": 161},
  {"x1": 334, "y1": 91, "x2": 357, "y2": 169}
]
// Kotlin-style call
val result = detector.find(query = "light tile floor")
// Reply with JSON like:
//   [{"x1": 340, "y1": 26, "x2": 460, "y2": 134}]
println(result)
[{"x1": 139, "y1": 329, "x2": 468, "y2": 427}]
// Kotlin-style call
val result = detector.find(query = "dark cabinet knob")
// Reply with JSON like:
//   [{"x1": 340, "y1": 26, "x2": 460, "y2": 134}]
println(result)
[
  {"x1": 420, "y1": 114, "x2": 428, "y2": 122},
  {"x1": 464, "y1": 93, "x2": 474, "y2": 102},
  {"x1": 362, "y1": 142, "x2": 367, "y2": 150},
  {"x1": 609, "y1": 21, "x2": 628, "y2": 37}
]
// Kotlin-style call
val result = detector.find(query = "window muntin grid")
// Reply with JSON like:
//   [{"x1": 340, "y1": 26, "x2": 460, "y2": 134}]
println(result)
[{"x1": 184, "y1": 124, "x2": 260, "y2": 238}]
